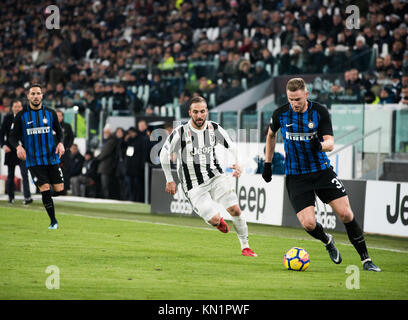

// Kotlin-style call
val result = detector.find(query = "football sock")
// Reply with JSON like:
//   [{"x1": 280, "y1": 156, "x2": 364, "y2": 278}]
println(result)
[
  {"x1": 231, "y1": 215, "x2": 249, "y2": 250},
  {"x1": 41, "y1": 190, "x2": 57, "y2": 224},
  {"x1": 344, "y1": 218, "x2": 370, "y2": 261},
  {"x1": 306, "y1": 222, "x2": 330, "y2": 244}
]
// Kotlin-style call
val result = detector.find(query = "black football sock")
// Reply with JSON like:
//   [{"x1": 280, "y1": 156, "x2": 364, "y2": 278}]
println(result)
[
  {"x1": 344, "y1": 218, "x2": 369, "y2": 261},
  {"x1": 306, "y1": 222, "x2": 329, "y2": 244},
  {"x1": 41, "y1": 190, "x2": 57, "y2": 224}
]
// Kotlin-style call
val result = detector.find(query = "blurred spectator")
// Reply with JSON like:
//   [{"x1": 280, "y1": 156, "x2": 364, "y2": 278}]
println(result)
[
  {"x1": 124, "y1": 126, "x2": 149, "y2": 202},
  {"x1": 379, "y1": 86, "x2": 396, "y2": 104},
  {"x1": 178, "y1": 90, "x2": 192, "y2": 118},
  {"x1": 278, "y1": 45, "x2": 291, "y2": 74},
  {"x1": 250, "y1": 61, "x2": 270, "y2": 87},
  {"x1": 398, "y1": 86, "x2": 408, "y2": 108},
  {"x1": 0, "y1": 0, "x2": 404, "y2": 134},
  {"x1": 56, "y1": 109, "x2": 74, "y2": 193},
  {"x1": 112, "y1": 83, "x2": 132, "y2": 115},
  {"x1": 403, "y1": 51, "x2": 408, "y2": 74},
  {"x1": 96, "y1": 125, "x2": 117, "y2": 199},
  {"x1": 351, "y1": 35, "x2": 371, "y2": 71},
  {"x1": 0, "y1": 99, "x2": 32, "y2": 204},
  {"x1": 306, "y1": 43, "x2": 326, "y2": 74},
  {"x1": 82, "y1": 89, "x2": 100, "y2": 134},
  {"x1": 344, "y1": 69, "x2": 363, "y2": 96},
  {"x1": 69, "y1": 144, "x2": 85, "y2": 181},
  {"x1": 148, "y1": 73, "x2": 169, "y2": 107},
  {"x1": 70, "y1": 151, "x2": 98, "y2": 198},
  {"x1": 113, "y1": 127, "x2": 127, "y2": 200}
]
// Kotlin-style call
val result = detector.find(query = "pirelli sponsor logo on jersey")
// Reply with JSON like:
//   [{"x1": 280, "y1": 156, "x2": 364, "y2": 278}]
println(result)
[
  {"x1": 285, "y1": 131, "x2": 317, "y2": 141},
  {"x1": 26, "y1": 126, "x2": 51, "y2": 135}
]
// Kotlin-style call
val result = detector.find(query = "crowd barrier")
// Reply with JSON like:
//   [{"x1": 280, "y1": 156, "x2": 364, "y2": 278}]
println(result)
[{"x1": 150, "y1": 168, "x2": 408, "y2": 238}]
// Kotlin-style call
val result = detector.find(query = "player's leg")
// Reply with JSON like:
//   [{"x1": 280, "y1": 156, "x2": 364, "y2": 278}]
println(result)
[
  {"x1": 187, "y1": 184, "x2": 228, "y2": 232},
  {"x1": 38, "y1": 183, "x2": 58, "y2": 229},
  {"x1": 211, "y1": 175, "x2": 257, "y2": 256},
  {"x1": 297, "y1": 205, "x2": 342, "y2": 264},
  {"x1": 226, "y1": 204, "x2": 257, "y2": 257},
  {"x1": 297, "y1": 206, "x2": 327, "y2": 241},
  {"x1": 287, "y1": 174, "x2": 341, "y2": 264},
  {"x1": 329, "y1": 196, "x2": 381, "y2": 271},
  {"x1": 30, "y1": 165, "x2": 63, "y2": 229}
]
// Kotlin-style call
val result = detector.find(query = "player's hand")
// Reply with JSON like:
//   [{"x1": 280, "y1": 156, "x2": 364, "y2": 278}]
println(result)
[
  {"x1": 16, "y1": 145, "x2": 26, "y2": 160},
  {"x1": 262, "y1": 162, "x2": 273, "y2": 182},
  {"x1": 56, "y1": 142, "x2": 65, "y2": 158},
  {"x1": 310, "y1": 137, "x2": 322, "y2": 152},
  {"x1": 2, "y1": 145, "x2": 11, "y2": 153},
  {"x1": 165, "y1": 181, "x2": 177, "y2": 195},
  {"x1": 231, "y1": 164, "x2": 242, "y2": 178}
]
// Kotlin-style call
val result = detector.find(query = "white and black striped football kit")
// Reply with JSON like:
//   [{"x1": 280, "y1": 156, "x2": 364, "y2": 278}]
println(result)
[
  {"x1": 160, "y1": 119, "x2": 254, "y2": 253},
  {"x1": 160, "y1": 120, "x2": 237, "y2": 193}
]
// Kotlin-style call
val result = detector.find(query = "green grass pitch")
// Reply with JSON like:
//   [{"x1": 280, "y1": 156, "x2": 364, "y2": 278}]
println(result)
[{"x1": 0, "y1": 199, "x2": 407, "y2": 300}]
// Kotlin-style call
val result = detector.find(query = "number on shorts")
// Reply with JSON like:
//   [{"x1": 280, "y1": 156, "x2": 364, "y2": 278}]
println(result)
[
  {"x1": 331, "y1": 178, "x2": 345, "y2": 192},
  {"x1": 59, "y1": 167, "x2": 64, "y2": 180}
]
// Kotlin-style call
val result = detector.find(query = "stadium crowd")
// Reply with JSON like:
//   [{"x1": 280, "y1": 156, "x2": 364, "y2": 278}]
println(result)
[
  {"x1": 1, "y1": 0, "x2": 407, "y2": 117},
  {"x1": 1, "y1": 0, "x2": 408, "y2": 200}
]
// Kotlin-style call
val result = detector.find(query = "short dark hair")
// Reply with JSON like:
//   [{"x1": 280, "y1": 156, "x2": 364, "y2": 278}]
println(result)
[
  {"x1": 188, "y1": 96, "x2": 207, "y2": 109},
  {"x1": 10, "y1": 99, "x2": 22, "y2": 107},
  {"x1": 28, "y1": 83, "x2": 42, "y2": 91}
]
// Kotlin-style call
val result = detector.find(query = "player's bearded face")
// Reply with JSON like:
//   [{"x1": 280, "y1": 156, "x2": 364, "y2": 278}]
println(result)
[
  {"x1": 189, "y1": 102, "x2": 208, "y2": 129},
  {"x1": 28, "y1": 88, "x2": 43, "y2": 107},
  {"x1": 287, "y1": 89, "x2": 309, "y2": 113}
]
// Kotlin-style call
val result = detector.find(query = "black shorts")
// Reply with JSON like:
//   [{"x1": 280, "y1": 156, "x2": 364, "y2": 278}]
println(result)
[
  {"x1": 29, "y1": 164, "x2": 64, "y2": 187},
  {"x1": 286, "y1": 168, "x2": 347, "y2": 213}
]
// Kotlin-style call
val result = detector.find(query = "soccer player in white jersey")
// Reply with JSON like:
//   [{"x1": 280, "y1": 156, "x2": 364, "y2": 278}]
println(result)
[{"x1": 160, "y1": 96, "x2": 257, "y2": 257}]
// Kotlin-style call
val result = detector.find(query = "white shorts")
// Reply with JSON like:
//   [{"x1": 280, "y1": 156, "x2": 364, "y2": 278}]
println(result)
[{"x1": 186, "y1": 175, "x2": 237, "y2": 222}]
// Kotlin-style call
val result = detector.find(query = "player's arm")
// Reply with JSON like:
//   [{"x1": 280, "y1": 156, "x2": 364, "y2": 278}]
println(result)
[
  {"x1": 215, "y1": 124, "x2": 241, "y2": 177},
  {"x1": 160, "y1": 129, "x2": 180, "y2": 194},
  {"x1": 263, "y1": 111, "x2": 281, "y2": 182},
  {"x1": 263, "y1": 127, "x2": 277, "y2": 182},
  {"x1": 321, "y1": 135, "x2": 334, "y2": 152},
  {"x1": 311, "y1": 105, "x2": 334, "y2": 152},
  {"x1": 265, "y1": 127, "x2": 277, "y2": 162}
]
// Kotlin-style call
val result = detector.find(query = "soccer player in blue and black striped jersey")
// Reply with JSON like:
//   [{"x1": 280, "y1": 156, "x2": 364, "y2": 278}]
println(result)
[
  {"x1": 9, "y1": 83, "x2": 65, "y2": 230},
  {"x1": 263, "y1": 78, "x2": 380, "y2": 272}
]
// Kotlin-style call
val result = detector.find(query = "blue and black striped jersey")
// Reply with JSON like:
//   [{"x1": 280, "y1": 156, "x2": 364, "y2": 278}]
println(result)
[
  {"x1": 9, "y1": 105, "x2": 63, "y2": 167},
  {"x1": 269, "y1": 100, "x2": 333, "y2": 176}
]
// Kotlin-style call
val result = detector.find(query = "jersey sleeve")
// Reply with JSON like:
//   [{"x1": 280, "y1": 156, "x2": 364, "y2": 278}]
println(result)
[
  {"x1": 160, "y1": 127, "x2": 181, "y2": 183},
  {"x1": 269, "y1": 109, "x2": 281, "y2": 133},
  {"x1": 214, "y1": 124, "x2": 238, "y2": 163},
  {"x1": 317, "y1": 106, "x2": 333, "y2": 136}
]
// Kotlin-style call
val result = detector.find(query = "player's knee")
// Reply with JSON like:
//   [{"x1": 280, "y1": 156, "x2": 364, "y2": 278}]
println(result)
[
  {"x1": 227, "y1": 205, "x2": 241, "y2": 217},
  {"x1": 299, "y1": 215, "x2": 316, "y2": 231},
  {"x1": 54, "y1": 184, "x2": 64, "y2": 192},
  {"x1": 208, "y1": 215, "x2": 221, "y2": 226},
  {"x1": 38, "y1": 184, "x2": 51, "y2": 192},
  {"x1": 303, "y1": 220, "x2": 316, "y2": 231},
  {"x1": 338, "y1": 207, "x2": 354, "y2": 223}
]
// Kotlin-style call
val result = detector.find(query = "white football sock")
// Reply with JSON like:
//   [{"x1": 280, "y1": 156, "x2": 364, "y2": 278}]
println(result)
[{"x1": 231, "y1": 215, "x2": 249, "y2": 250}]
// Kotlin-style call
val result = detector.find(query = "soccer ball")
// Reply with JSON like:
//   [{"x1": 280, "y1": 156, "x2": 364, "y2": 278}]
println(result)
[{"x1": 284, "y1": 247, "x2": 310, "y2": 271}]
